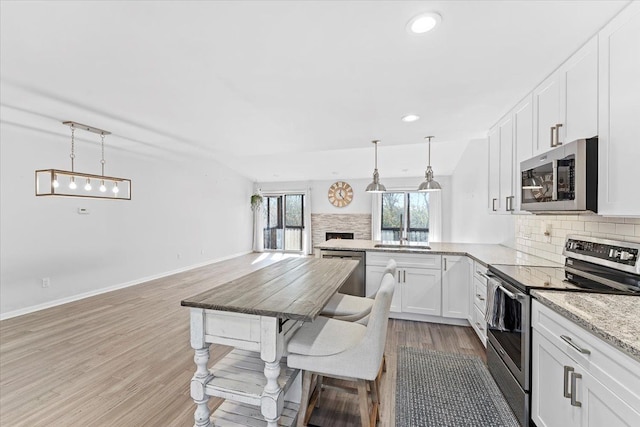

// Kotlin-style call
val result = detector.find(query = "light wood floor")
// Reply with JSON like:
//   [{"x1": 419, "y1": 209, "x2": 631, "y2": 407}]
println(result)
[{"x1": 0, "y1": 253, "x2": 486, "y2": 426}]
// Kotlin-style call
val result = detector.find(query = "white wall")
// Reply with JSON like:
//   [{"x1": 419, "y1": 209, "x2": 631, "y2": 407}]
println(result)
[
  {"x1": 257, "y1": 175, "x2": 454, "y2": 242},
  {"x1": 450, "y1": 138, "x2": 515, "y2": 245},
  {"x1": 0, "y1": 124, "x2": 254, "y2": 316}
]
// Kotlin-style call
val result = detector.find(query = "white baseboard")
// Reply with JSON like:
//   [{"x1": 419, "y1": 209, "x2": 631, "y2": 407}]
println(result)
[{"x1": 0, "y1": 250, "x2": 253, "y2": 321}]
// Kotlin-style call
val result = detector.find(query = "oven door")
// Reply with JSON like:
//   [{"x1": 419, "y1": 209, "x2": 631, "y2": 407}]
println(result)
[{"x1": 487, "y1": 277, "x2": 530, "y2": 390}]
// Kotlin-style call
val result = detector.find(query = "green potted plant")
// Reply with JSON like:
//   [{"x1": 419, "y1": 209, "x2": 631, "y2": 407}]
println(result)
[{"x1": 250, "y1": 194, "x2": 263, "y2": 211}]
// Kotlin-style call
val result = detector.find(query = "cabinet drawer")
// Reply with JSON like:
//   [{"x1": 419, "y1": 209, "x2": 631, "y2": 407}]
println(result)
[
  {"x1": 473, "y1": 278, "x2": 487, "y2": 314},
  {"x1": 472, "y1": 305, "x2": 487, "y2": 345},
  {"x1": 532, "y1": 301, "x2": 640, "y2": 407},
  {"x1": 366, "y1": 251, "x2": 441, "y2": 269},
  {"x1": 473, "y1": 261, "x2": 490, "y2": 285}
]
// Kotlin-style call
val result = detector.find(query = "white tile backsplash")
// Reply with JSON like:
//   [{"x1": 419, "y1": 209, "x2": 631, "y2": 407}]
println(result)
[{"x1": 515, "y1": 214, "x2": 640, "y2": 263}]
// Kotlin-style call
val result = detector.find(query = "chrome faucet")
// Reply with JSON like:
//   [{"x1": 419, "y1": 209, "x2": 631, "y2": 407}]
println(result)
[{"x1": 399, "y1": 214, "x2": 408, "y2": 244}]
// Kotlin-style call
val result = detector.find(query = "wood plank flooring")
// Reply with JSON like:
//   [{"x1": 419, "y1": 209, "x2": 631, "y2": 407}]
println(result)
[{"x1": 0, "y1": 253, "x2": 486, "y2": 426}]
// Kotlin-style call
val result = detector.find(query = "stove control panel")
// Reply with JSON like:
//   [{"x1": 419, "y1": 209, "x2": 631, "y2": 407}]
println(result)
[{"x1": 565, "y1": 237, "x2": 638, "y2": 267}]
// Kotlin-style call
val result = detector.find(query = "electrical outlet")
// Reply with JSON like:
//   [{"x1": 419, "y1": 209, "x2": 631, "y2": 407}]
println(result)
[
  {"x1": 201, "y1": 249, "x2": 205, "y2": 255},
  {"x1": 42, "y1": 277, "x2": 50, "y2": 288},
  {"x1": 177, "y1": 253, "x2": 182, "y2": 260}
]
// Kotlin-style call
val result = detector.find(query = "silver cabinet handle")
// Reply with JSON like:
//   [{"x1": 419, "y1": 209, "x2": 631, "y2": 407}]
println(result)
[
  {"x1": 443, "y1": 258, "x2": 447, "y2": 271},
  {"x1": 570, "y1": 372, "x2": 582, "y2": 407},
  {"x1": 550, "y1": 126, "x2": 556, "y2": 147},
  {"x1": 560, "y1": 335, "x2": 591, "y2": 354},
  {"x1": 505, "y1": 196, "x2": 515, "y2": 211},
  {"x1": 475, "y1": 322, "x2": 484, "y2": 331},
  {"x1": 563, "y1": 365, "x2": 574, "y2": 398},
  {"x1": 492, "y1": 198, "x2": 497, "y2": 211},
  {"x1": 397, "y1": 271, "x2": 401, "y2": 284},
  {"x1": 475, "y1": 293, "x2": 486, "y2": 301},
  {"x1": 403, "y1": 270, "x2": 406, "y2": 283},
  {"x1": 555, "y1": 123, "x2": 563, "y2": 146}
]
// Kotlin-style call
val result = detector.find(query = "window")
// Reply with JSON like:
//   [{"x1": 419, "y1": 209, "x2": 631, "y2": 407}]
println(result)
[
  {"x1": 381, "y1": 192, "x2": 429, "y2": 242},
  {"x1": 263, "y1": 194, "x2": 304, "y2": 251}
]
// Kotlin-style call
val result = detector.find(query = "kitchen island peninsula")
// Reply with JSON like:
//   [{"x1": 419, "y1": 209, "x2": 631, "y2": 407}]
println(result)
[{"x1": 181, "y1": 257, "x2": 358, "y2": 427}]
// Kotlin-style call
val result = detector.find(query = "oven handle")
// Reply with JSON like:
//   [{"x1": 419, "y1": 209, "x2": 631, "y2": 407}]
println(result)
[{"x1": 498, "y1": 285, "x2": 518, "y2": 300}]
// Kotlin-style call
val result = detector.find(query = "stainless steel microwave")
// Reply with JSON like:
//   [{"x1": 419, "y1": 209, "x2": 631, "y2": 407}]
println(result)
[{"x1": 520, "y1": 137, "x2": 598, "y2": 213}]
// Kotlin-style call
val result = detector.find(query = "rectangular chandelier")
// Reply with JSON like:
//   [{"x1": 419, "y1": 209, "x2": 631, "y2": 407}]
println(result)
[{"x1": 35, "y1": 121, "x2": 132, "y2": 200}]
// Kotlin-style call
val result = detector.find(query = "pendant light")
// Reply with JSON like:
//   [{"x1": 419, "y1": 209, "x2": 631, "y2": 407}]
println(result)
[
  {"x1": 35, "y1": 121, "x2": 132, "y2": 200},
  {"x1": 365, "y1": 140, "x2": 386, "y2": 193},
  {"x1": 418, "y1": 136, "x2": 442, "y2": 191}
]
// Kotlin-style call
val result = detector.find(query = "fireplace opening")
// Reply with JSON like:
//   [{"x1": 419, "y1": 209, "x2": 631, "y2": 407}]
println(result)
[{"x1": 326, "y1": 232, "x2": 354, "y2": 240}]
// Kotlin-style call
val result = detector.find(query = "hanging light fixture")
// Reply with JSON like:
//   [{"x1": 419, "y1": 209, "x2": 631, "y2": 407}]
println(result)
[
  {"x1": 35, "y1": 121, "x2": 132, "y2": 200},
  {"x1": 365, "y1": 140, "x2": 386, "y2": 193},
  {"x1": 418, "y1": 136, "x2": 442, "y2": 191}
]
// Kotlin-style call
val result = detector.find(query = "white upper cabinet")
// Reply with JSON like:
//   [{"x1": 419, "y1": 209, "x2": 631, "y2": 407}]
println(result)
[
  {"x1": 563, "y1": 37, "x2": 598, "y2": 143},
  {"x1": 597, "y1": 2, "x2": 640, "y2": 216},
  {"x1": 533, "y1": 36, "x2": 598, "y2": 156},
  {"x1": 533, "y1": 73, "x2": 562, "y2": 155},
  {"x1": 513, "y1": 94, "x2": 534, "y2": 212},
  {"x1": 499, "y1": 115, "x2": 515, "y2": 213},
  {"x1": 488, "y1": 115, "x2": 515, "y2": 214},
  {"x1": 488, "y1": 126, "x2": 501, "y2": 212}
]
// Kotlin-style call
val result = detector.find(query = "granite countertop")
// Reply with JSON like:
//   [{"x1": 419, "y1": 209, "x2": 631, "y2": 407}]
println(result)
[
  {"x1": 532, "y1": 290, "x2": 640, "y2": 363},
  {"x1": 315, "y1": 239, "x2": 562, "y2": 267}
]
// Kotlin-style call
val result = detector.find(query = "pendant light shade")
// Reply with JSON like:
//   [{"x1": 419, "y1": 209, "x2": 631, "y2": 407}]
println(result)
[
  {"x1": 365, "y1": 140, "x2": 386, "y2": 193},
  {"x1": 418, "y1": 136, "x2": 442, "y2": 192}
]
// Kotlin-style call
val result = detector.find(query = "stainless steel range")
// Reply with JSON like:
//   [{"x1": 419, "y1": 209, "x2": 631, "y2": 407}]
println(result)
[{"x1": 486, "y1": 235, "x2": 640, "y2": 426}]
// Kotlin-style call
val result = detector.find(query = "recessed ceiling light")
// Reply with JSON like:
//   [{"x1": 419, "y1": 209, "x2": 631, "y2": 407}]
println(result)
[
  {"x1": 401, "y1": 114, "x2": 420, "y2": 122},
  {"x1": 407, "y1": 12, "x2": 442, "y2": 34}
]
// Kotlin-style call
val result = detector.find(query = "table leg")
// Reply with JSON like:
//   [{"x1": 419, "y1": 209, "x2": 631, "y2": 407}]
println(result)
[
  {"x1": 261, "y1": 317, "x2": 284, "y2": 427},
  {"x1": 190, "y1": 308, "x2": 213, "y2": 427}
]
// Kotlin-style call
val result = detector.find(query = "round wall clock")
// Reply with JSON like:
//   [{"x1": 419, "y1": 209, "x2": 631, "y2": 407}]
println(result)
[{"x1": 328, "y1": 181, "x2": 353, "y2": 208}]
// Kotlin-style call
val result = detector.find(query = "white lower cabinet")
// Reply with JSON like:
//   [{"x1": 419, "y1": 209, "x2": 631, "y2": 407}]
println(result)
[
  {"x1": 531, "y1": 300, "x2": 640, "y2": 427},
  {"x1": 401, "y1": 267, "x2": 442, "y2": 316},
  {"x1": 441, "y1": 256, "x2": 470, "y2": 319},
  {"x1": 366, "y1": 252, "x2": 471, "y2": 325}
]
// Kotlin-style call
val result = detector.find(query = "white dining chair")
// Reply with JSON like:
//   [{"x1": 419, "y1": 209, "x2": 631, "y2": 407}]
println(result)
[
  {"x1": 320, "y1": 258, "x2": 396, "y2": 323},
  {"x1": 287, "y1": 272, "x2": 396, "y2": 427}
]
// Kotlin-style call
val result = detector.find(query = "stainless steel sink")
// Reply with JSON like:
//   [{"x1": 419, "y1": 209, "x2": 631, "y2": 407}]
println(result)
[{"x1": 374, "y1": 243, "x2": 431, "y2": 250}]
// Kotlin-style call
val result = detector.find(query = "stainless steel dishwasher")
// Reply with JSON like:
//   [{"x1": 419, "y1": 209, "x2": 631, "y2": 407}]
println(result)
[{"x1": 319, "y1": 250, "x2": 366, "y2": 297}]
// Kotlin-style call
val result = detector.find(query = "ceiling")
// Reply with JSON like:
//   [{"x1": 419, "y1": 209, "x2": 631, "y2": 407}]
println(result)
[{"x1": 0, "y1": 1, "x2": 629, "y2": 182}]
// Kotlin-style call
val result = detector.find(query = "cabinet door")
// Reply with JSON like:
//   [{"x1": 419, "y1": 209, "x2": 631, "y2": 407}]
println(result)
[
  {"x1": 513, "y1": 94, "x2": 534, "y2": 212},
  {"x1": 441, "y1": 256, "x2": 469, "y2": 319},
  {"x1": 532, "y1": 330, "x2": 582, "y2": 427},
  {"x1": 562, "y1": 36, "x2": 598, "y2": 143},
  {"x1": 499, "y1": 115, "x2": 514, "y2": 212},
  {"x1": 401, "y1": 268, "x2": 441, "y2": 316},
  {"x1": 533, "y1": 73, "x2": 561, "y2": 155},
  {"x1": 366, "y1": 265, "x2": 401, "y2": 312},
  {"x1": 488, "y1": 126, "x2": 500, "y2": 212},
  {"x1": 365, "y1": 265, "x2": 386, "y2": 297},
  {"x1": 598, "y1": 2, "x2": 640, "y2": 216},
  {"x1": 580, "y1": 369, "x2": 640, "y2": 427}
]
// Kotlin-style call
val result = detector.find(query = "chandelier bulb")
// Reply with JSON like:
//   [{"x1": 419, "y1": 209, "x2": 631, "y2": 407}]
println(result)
[
  {"x1": 52, "y1": 174, "x2": 60, "y2": 188},
  {"x1": 99, "y1": 180, "x2": 107, "y2": 192},
  {"x1": 68, "y1": 176, "x2": 77, "y2": 190},
  {"x1": 84, "y1": 178, "x2": 92, "y2": 191},
  {"x1": 112, "y1": 182, "x2": 120, "y2": 194}
]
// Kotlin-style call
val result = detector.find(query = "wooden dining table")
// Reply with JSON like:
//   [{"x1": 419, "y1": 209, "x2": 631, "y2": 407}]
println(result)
[{"x1": 181, "y1": 257, "x2": 359, "y2": 427}]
